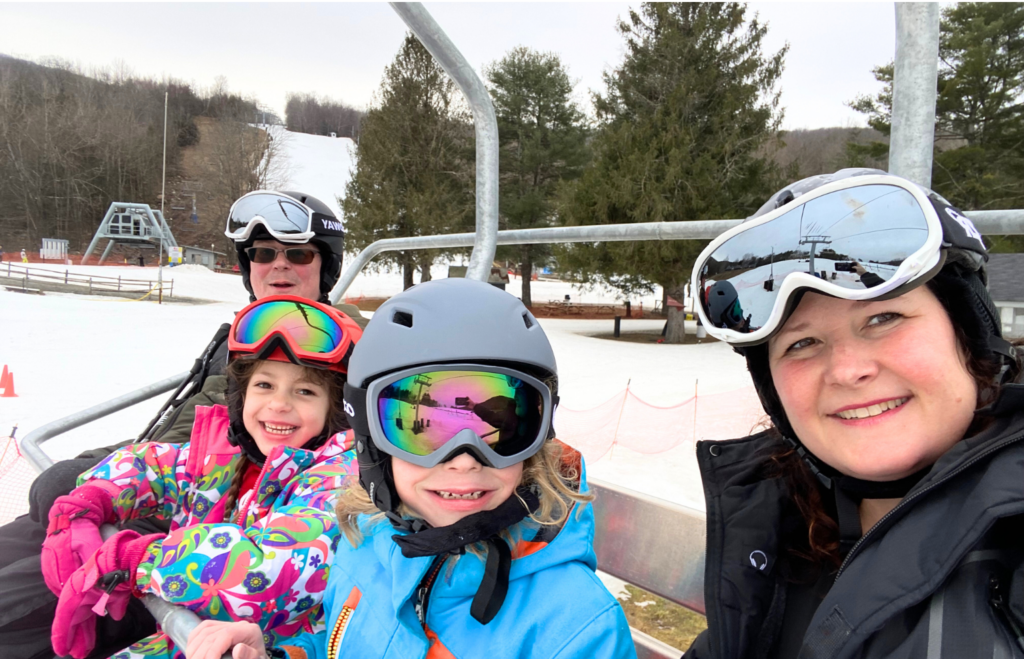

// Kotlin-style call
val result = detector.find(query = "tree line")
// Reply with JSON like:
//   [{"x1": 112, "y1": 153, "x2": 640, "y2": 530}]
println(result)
[
  {"x1": 0, "y1": 55, "x2": 279, "y2": 254},
  {"x1": 285, "y1": 93, "x2": 362, "y2": 139}
]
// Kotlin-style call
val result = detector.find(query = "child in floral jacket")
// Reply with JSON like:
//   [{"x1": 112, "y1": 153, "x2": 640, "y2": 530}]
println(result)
[{"x1": 40, "y1": 296, "x2": 362, "y2": 659}]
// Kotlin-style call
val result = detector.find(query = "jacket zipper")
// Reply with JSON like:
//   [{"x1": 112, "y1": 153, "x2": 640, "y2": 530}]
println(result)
[
  {"x1": 415, "y1": 555, "x2": 448, "y2": 629},
  {"x1": 233, "y1": 487, "x2": 256, "y2": 526},
  {"x1": 327, "y1": 599, "x2": 358, "y2": 659},
  {"x1": 836, "y1": 431, "x2": 1024, "y2": 579},
  {"x1": 990, "y1": 576, "x2": 1024, "y2": 653},
  {"x1": 232, "y1": 460, "x2": 268, "y2": 525}
]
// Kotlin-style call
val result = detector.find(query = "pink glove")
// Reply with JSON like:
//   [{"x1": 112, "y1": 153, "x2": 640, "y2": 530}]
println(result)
[
  {"x1": 51, "y1": 530, "x2": 162, "y2": 659},
  {"x1": 40, "y1": 481, "x2": 120, "y2": 597}
]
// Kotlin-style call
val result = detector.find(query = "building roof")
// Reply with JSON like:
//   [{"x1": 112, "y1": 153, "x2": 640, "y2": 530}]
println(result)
[{"x1": 986, "y1": 253, "x2": 1024, "y2": 303}]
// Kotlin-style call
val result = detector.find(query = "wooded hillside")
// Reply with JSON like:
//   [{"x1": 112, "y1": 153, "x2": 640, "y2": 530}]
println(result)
[{"x1": 0, "y1": 54, "x2": 275, "y2": 254}]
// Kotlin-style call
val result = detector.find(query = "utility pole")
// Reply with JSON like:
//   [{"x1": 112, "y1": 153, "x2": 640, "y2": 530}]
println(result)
[{"x1": 159, "y1": 90, "x2": 167, "y2": 304}]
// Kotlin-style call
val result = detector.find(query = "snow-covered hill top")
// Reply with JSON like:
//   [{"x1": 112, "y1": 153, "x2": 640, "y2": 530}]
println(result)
[{"x1": 276, "y1": 128, "x2": 355, "y2": 221}]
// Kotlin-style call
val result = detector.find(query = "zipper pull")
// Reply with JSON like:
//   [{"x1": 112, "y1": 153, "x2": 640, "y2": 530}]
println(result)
[
  {"x1": 91, "y1": 570, "x2": 130, "y2": 616},
  {"x1": 990, "y1": 576, "x2": 1024, "y2": 653}
]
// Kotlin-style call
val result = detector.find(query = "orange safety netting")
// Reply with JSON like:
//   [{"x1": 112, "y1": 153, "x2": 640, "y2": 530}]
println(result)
[
  {"x1": 556, "y1": 386, "x2": 767, "y2": 462},
  {"x1": 0, "y1": 436, "x2": 34, "y2": 525}
]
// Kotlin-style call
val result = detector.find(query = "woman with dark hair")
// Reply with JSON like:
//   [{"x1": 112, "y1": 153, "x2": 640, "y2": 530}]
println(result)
[{"x1": 685, "y1": 170, "x2": 1024, "y2": 658}]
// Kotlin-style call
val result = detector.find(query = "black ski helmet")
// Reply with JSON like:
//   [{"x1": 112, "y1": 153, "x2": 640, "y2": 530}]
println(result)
[
  {"x1": 740, "y1": 169, "x2": 1017, "y2": 473},
  {"x1": 230, "y1": 191, "x2": 344, "y2": 304},
  {"x1": 707, "y1": 281, "x2": 745, "y2": 329}
]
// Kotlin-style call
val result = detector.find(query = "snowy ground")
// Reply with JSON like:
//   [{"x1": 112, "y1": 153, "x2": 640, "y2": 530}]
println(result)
[
  {"x1": 0, "y1": 269, "x2": 751, "y2": 511},
  {"x1": 18, "y1": 260, "x2": 664, "y2": 310}
]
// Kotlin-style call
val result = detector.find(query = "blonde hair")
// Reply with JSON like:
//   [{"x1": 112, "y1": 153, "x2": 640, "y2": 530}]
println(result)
[{"x1": 336, "y1": 439, "x2": 593, "y2": 551}]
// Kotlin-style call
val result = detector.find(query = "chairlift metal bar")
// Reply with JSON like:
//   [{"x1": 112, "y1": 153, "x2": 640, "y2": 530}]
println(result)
[
  {"x1": 329, "y1": 210, "x2": 1024, "y2": 303},
  {"x1": 19, "y1": 372, "x2": 188, "y2": 472},
  {"x1": 389, "y1": 2, "x2": 499, "y2": 283}
]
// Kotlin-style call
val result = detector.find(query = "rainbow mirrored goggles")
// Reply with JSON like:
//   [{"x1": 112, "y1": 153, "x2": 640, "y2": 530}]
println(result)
[
  {"x1": 344, "y1": 364, "x2": 554, "y2": 469},
  {"x1": 228, "y1": 295, "x2": 362, "y2": 373},
  {"x1": 691, "y1": 174, "x2": 988, "y2": 346}
]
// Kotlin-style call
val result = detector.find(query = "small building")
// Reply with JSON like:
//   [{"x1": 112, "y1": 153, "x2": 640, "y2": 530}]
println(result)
[
  {"x1": 182, "y1": 245, "x2": 227, "y2": 270},
  {"x1": 447, "y1": 265, "x2": 510, "y2": 290},
  {"x1": 985, "y1": 253, "x2": 1024, "y2": 338}
]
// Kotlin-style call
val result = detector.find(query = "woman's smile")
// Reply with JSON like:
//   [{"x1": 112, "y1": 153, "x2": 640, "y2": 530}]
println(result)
[{"x1": 831, "y1": 396, "x2": 910, "y2": 422}]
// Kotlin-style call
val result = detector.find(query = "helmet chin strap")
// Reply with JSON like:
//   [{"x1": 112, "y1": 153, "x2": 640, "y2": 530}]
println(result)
[
  {"x1": 831, "y1": 467, "x2": 930, "y2": 555},
  {"x1": 781, "y1": 435, "x2": 930, "y2": 556},
  {"x1": 353, "y1": 428, "x2": 541, "y2": 624}
]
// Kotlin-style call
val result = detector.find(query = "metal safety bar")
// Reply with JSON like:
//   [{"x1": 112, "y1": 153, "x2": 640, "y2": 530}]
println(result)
[
  {"x1": 389, "y1": 2, "x2": 499, "y2": 283},
  {"x1": 330, "y1": 209, "x2": 1024, "y2": 303},
  {"x1": 19, "y1": 372, "x2": 188, "y2": 473},
  {"x1": 591, "y1": 481, "x2": 706, "y2": 659}
]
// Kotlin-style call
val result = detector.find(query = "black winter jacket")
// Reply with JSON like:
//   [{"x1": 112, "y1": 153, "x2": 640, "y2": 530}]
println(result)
[{"x1": 686, "y1": 386, "x2": 1024, "y2": 659}]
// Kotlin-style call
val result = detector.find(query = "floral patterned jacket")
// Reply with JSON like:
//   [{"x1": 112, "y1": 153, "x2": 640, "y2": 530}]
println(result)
[{"x1": 78, "y1": 404, "x2": 358, "y2": 657}]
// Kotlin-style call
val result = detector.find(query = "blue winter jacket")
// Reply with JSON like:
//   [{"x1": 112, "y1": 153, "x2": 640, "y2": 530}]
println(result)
[{"x1": 276, "y1": 470, "x2": 637, "y2": 659}]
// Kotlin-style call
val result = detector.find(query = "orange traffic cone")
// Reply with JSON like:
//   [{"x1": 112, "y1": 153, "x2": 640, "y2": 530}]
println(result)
[{"x1": 0, "y1": 366, "x2": 16, "y2": 398}]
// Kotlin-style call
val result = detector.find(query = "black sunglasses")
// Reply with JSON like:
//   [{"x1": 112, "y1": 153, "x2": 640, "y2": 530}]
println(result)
[{"x1": 245, "y1": 246, "x2": 319, "y2": 265}]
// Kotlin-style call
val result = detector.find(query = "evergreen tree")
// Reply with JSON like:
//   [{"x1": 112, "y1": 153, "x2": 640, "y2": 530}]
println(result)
[
  {"x1": 934, "y1": 2, "x2": 1024, "y2": 226},
  {"x1": 343, "y1": 34, "x2": 474, "y2": 289},
  {"x1": 556, "y1": 3, "x2": 786, "y2": 341},
  {"x1": 848, "y1": 3, "x2": 1024, "y2": 252},
  {"x1": 486, "y1": 47, "x2": 590, "y2": 307},
  {"x1": 845, "y1": 63, "x2": 892, "y2": 168}
]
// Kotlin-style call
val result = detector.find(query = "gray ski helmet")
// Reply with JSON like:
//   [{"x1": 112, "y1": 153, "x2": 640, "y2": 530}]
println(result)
[
  {"x1": 232, "y1": 191, "x2": 344, "y2": 304},
  {"x1": 707, "y1": 281, "x2": 743, "y2": 328},
  {"x1": 347, "y1": 277, "x2": 557, "y2": 388},
  {"x1": 344, "y1": 278, "x2": 557, "y2": 530}
]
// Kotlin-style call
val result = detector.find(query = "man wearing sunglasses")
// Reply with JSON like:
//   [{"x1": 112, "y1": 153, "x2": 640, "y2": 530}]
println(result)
[{"x1": 0, "y1": 190, "x2": 367, "y2": 659}]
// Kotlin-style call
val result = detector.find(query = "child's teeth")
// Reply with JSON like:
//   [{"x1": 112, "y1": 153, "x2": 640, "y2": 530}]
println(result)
[
  {"x1": 437, "y1": 491, "x2": 484, "y2": 500},
  {"x1": 264, "y1": 423, "x2": 297, "y2": 435}
]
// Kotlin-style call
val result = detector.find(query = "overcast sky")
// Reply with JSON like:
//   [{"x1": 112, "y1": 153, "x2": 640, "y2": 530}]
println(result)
[{"x1": 0, "y1": 2, "x2": 900, "y2": 130}]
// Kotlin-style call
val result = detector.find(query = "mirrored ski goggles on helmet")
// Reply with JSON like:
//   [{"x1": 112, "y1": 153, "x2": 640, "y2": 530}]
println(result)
[
  {"x1": 228, "y1": 295, "x2": 360, "y2": 373},
  {"x1": 692, "y1": 175, "x2": 985, "y2": 346},
  {"x1": 225, "y1": 191, "x2": 317, "y2": 244},
  {"x1": 344, "y1": 365, "x2": 554, "y2": 469}
]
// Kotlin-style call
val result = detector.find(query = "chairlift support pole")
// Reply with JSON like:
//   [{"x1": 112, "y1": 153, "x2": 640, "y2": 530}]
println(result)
[
  {"x1": 889, "y1": 3, "x2": 940, "y2": 187},
  {"x1": 159, "y1": 91, "x2": 168, "y2": 304},
  {"x1": 389, "y1": 2, "x2": 498, "y2": 282}
]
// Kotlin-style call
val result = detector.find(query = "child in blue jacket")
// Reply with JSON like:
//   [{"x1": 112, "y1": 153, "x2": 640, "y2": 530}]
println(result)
[{"x1": 186, "y1": 279, "x2": 636, "y2": 659}]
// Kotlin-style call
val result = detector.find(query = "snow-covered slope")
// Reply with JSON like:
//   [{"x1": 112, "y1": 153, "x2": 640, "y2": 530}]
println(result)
[{"x1": 276, "y1": 129, "x2": 356, "y2": 221}]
